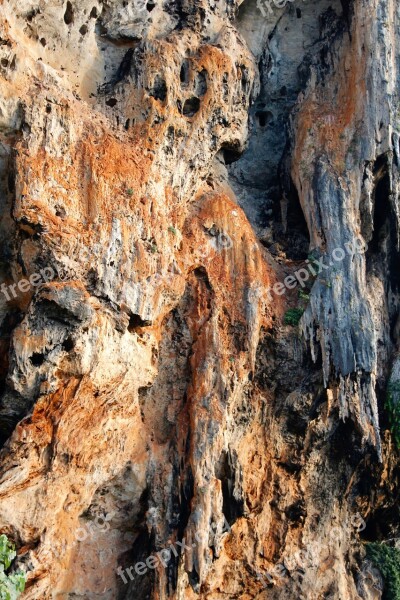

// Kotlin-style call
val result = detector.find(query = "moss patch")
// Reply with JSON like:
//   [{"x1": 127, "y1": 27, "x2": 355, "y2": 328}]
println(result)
[
  {"x1": 366, "y1": 542, "x2": 400, "y2": 600},
  {"x1": 283, "y1": 308, "x2": 304, "y2": 326},
  {"x1": 385, "y1": 380, "x2": 400, "y2": 448}
]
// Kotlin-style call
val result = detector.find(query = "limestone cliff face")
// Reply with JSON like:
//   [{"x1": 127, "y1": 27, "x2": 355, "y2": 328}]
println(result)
[{"x1": 0, "y1": 0, "x2": 399, "y2": 598}]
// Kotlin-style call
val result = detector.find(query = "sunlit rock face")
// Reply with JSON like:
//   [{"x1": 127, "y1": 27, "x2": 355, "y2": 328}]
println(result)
[{"x1": 0, "y1": 0, "x2": 399, "y2": 598}]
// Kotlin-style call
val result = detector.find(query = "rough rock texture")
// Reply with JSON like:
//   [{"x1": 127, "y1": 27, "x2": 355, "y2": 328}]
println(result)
[{"x1": 0, "y1": 0, "x2": 399, "y2": 598}]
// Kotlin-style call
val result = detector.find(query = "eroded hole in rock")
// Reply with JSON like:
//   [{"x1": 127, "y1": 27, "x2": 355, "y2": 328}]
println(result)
[
  {"x1": 64, "y1": 1, "x2": 74, "y2": 25},
  {"x1": 79, "y1": 24, "x2": 88, "y2": 35},
  {"x1": 30, "y1": 352, "x2": 45, "y2": 366},
  {"x1": 192, "y1": 266, "x2": 212, "y2": 294},
  {"x1": 62, "y1": 337, "x2": 74, "y2": 352},
  {"x1": 26, "y1": 8, "x2": 39, "y2": 22},
  {"x1": 182, "y1": 97, "x2": 200, "y2": 117},
  {"x1": 255, "y1": 110, "x2": 272, "y2": 127},
  {"x1": 149, "y1": 75, "x2": 167, "y2": 102},
  {"x1": 55, "y1": 205, "x2": 66, "y2": 218},
  {"x1": 285, "y1": 500, "x2": 306, "y2": 524},
  {"x1": 90, "y1": 6, "x2": 98, "y2": 18},
  {"x1": 146, "y1": 0, "x2": 156, "y2": 11},
  {"x1": 106, "y1": 98, "x2": 117, "y2": 107}
]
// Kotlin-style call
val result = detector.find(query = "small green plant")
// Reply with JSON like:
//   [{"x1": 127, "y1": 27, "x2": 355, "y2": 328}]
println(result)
[
  {"x1": 307, "y1": 251, "x2": 321, "y2": 275},
  {"x1": 366, "y1": 542, "x2": 400, "y2": 600},
  {"x1": 150, "y1": 244, "x2": 158, "y2": 254},
  {"x1": 321, "y1": 279, "x2": 332, "y2": 288},
  {"x1": 385, "y1": 380, "x2": 400, "y2": 448},
  {"x1": 298, "y1": 290, "x2": 310, "y2": 302},
  {"x1": 126, "y1": 188, "x2": 134, "y2": 197},
  {"x1": 168, "y1": 226, "x2": 177, "y2": 236},
  {"x1": 0, "y1": 534, "x2": 26, "y2": 600},
  {"x1": 283, "y1": 308, "x2": 304, "y2": 326}
]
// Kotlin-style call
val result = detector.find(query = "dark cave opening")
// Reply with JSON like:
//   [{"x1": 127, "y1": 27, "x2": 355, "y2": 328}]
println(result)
[
  {"x1": 128, "y1": 313, "x2": 152, "y2": 332},
  {"x1": 271, "y1": 178, "x2": 310, "y2": 261}
]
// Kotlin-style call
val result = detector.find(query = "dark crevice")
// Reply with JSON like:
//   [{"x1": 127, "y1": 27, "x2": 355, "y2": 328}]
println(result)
[
  {"x1": 98, "y1": 48, "x2": 135, "y2": 95},
  {"x1": 118, "y1": 488, "x2": 155, "y2": 600},
  {"x1": 368, "y1": 171, "x2": 391, "y2": 256},
  {"x1": 188, "y1": 568, "x2": 200, "y2": 590},
  {"x1": 180, "y1": 60, "x2": 190, "y2": 85},
  {"x1": 215, "y1": 450, "x2": 244, "y2": 526},
  {"x1": 165, "y1": 461, "x2": 194, "y2": 595},
  {"x1": 0, "y1": 389, "x2": 35, "y2": 448},
  {"x1": 366, "y1": 156, "x2": 400, "y2": 297},
  {"x1": 195, "y1": 70, "x2": 207, "y2": 96},
  {"x1": 116, "y1": 48, "x2": 135, "y2": 82}
]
